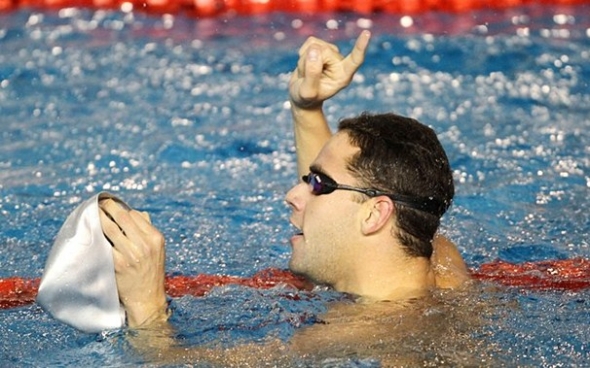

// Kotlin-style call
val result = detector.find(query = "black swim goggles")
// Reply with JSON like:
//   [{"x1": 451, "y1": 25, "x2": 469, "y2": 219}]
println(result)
[{"x1": 301, "y1": 171, "x2": 446, "y2": 217}]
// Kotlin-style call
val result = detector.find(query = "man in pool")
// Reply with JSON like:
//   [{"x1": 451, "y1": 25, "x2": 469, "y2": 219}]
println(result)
[{"x1": 99, "y1": 30, "x2": 472, "y2": 364}]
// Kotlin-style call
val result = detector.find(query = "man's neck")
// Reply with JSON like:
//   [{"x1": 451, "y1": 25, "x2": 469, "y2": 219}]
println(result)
[{"x1": 332, "y1": 249, "x2": 435, "y2": 302}]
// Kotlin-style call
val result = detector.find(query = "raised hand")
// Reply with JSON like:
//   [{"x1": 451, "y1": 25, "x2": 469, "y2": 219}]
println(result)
[{"x1": 289, "y1": 30, "x2": 371, "y2": 110}]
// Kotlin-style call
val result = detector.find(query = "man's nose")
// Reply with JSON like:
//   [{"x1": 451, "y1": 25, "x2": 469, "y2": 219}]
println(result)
[{"x1": 285, "y1": 181, "x2": 308, "y2": 211}]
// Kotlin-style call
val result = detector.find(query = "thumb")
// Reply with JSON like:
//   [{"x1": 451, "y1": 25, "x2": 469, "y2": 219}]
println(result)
[{"x1": 343, "y1": 30, "x2": 371, "y2": 77}]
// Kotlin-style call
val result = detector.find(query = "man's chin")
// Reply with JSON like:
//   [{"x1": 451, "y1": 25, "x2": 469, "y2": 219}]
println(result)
[
  {"x1": 287, "y1": 259, "x2": 301, "y2": 274},
  {"x1": 288, "y1": 258, "x2": 308, "y2": 277}
]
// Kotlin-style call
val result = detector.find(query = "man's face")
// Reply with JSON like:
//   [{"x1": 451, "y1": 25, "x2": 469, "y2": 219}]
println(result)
[{"x1": 285, "y1": 132, "x2": 365, "y2": 288}]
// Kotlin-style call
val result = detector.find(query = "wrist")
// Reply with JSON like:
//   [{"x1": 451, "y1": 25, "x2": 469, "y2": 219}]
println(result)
[
  {"x1": 290, "y1": 98, "x2": 323, "y2": 114},
  {"x1": 290, "y1": 103, "x2": 326, "y2": 128},
  {"x1": 124, "y1": 296, "x2": 170, "y2": 328}
]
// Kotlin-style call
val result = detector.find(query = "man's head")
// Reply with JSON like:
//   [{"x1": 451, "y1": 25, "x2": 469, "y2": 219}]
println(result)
[
  {"x1": 337, "y1": 112, "x2": 454, "y2": 258},
  {"x1": 286, "y1": 112, "x2": 453, "y2": 288}
]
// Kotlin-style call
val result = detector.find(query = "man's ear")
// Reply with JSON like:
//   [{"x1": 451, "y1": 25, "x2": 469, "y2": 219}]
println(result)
[{"x1": 361, "y1": 197, "x2": 395, "y2": 235}]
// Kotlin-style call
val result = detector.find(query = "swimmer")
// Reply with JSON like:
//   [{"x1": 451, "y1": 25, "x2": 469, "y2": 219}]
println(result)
[
  {"x1": 286, "y1": 30, "x2": 470, "y2": 295},
  {"x1": 99, "y1": 31, "x2": 475, "y2": 365}
]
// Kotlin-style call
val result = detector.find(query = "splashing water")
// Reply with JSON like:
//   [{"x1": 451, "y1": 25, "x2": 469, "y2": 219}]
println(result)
[{"x1": 1, "y1": 5, "x2": 589, "y2": 366}]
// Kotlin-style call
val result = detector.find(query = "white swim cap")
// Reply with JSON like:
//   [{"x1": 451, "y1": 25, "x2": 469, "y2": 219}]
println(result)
[{"x1": 37, "y1": 192, "x2": 126, "y2": 333}]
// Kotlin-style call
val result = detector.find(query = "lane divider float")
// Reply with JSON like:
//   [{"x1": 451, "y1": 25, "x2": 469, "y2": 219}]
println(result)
[
  {"x1": 1, "y1": 0, "x2": 589, "y2": 15},
  {"x1": 2, "y1": 258, "x2": 589, "y2": 310}
]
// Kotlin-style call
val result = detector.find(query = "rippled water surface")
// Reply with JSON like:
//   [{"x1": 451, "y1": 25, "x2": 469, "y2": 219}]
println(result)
[{"x1": 1, "y1": 4, "x2": 589, "y2": 367}]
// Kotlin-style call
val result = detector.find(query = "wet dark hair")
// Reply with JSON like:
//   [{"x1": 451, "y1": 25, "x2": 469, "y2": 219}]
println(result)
[{"x1": 338, "y1": 112, "x2": 454, "y2": 258}]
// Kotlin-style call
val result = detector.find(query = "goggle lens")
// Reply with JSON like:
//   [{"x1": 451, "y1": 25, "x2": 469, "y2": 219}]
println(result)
[{"x1": 302, "y1": 172, "x2": 334, "y2": 195}]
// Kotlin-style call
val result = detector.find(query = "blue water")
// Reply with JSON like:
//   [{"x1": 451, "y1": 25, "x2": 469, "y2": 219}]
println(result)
[{"x1": 1, "y1": 4, "x2": 589, "y2": 366}]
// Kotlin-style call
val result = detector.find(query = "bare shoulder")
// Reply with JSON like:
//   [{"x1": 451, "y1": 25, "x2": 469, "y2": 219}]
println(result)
[{"x1": 431, "y1": 234, "x2": 472, "y2": 289}]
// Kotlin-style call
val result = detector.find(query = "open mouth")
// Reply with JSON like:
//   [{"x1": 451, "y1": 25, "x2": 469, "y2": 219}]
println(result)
[
  {"x1": 289, "y1": 228, "x2": 304, "y2": 244},
  {"x1": 290, "y1": 221, "x2": 303, "y2": 237}
]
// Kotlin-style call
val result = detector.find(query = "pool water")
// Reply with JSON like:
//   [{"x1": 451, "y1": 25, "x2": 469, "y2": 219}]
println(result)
[{"x1": 1, "y1": 4, "x2": 589, "y2": 367}]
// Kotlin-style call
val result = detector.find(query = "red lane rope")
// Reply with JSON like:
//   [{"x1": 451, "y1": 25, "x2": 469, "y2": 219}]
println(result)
[
  {"x1": 2, "y1": 259, "x2": 589, "y2": 310},
  {"x1": 470, "y1": 257, "x2": 590, "y2": 291},
  {"x1": 164, "y1": 267, "x2": 312, "y2": 298},
  {"x1": 0, "y1": 267, "x2": 311, "y2": 310},
  {"x1": 0, "y1": 277, "x2": 40, "y2": 309},
  {"x1": 1, "y1": 0, "x2": 589, "y2": 16}
]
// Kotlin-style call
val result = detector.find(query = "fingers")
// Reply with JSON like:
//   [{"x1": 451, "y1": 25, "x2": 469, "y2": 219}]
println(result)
[
  {"x1": 99, "y1": 200, "x2": 138, "y2": 262},
  {"x1": 100, "y1": 199, "x2": 129, "y2": 240},
  {"x1": 298, "y1": 31, "x2": 370, "y2": 76},
  {"x1": 294, "y1": 36, "x2": 340, "y2": 80},
  {"x1": 98, "y1": 198, "x2": 167, "y2": 326},
  {"x1": 343, "y1": 30, "x2": 371, "y2": 76},
  {"x1": 99, "y1": 206, "x2": 126, "y2": 246},
  {"x1": 99, "y1": 199, "x2": 160, "y2": 264},
  {"x1": 290, "y1": 31, "x2": 371, "y2": 109},
  {"x1": 139, "y1": 211, "x2": 151, "y2": 223},
  {"x1": 100, "y1": 199, "x2": 150, "y2": 237},
  {"x1": 297, "y1": 46, "x2": 323, "y2": 101},
  {"x1": 297, "y1": 36, "x2": 339, "y2": 59},
  {"x1": 297, "y1": 30, "x2": 371, "y2": 84}
]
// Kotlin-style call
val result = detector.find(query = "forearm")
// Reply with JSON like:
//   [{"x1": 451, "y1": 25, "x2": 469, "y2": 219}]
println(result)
[
  {"x1": 126, "y1": 317, "x2": 177, "y2": 360},
  {"x1": 127, "y1": 324, "x2": 290, "y2": 366},
  {"x1": 122, "y1": 296, "x2": 175, "y2": 356},
  {"x1": 291, "y1": 104, "x2": 333, "y2": 178}
]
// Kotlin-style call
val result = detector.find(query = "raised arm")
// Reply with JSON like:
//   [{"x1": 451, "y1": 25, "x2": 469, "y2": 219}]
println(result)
[
  {"x1": 289, "y1": 30, "x2": 371, "y2": 178},
  {"x1": 288, "y1": 32, "x2": 471, "y2": 289}
]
